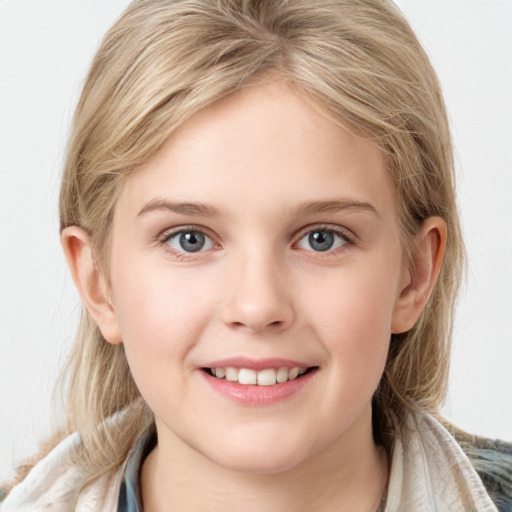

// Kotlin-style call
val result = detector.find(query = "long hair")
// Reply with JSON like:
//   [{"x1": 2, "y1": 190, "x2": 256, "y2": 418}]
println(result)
[{"x1": 14, "y1": 0, "x2": 464, "y2": 486}]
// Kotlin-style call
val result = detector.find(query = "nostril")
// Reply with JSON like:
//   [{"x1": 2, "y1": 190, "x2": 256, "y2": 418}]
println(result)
[{"x1": 229, "y1": 319, "x2": 283, "y2": 330}]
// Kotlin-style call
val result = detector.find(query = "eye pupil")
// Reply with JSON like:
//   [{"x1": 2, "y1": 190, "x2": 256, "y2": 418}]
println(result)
[
  {"x1": 179, "y1": 232, "x2": 205, "y2": 252},
  {"x1": 309, "y1": 230, "x2": 334, "y2": 252}
]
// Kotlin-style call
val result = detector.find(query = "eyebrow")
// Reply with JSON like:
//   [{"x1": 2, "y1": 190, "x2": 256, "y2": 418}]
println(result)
[
  {"x1": 294, "y1": 199, "x2": 380, "y2": 217},
  {"x1": 137, "y1": 198, "x2": 379, "y2": 218},
  {"x1": 138, "y1": 199, "x2": 222, "y2": 217}
]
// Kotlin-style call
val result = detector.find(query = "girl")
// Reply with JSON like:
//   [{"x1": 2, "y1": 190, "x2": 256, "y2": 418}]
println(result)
[{"x1": 2, "y1": 0, "x2": 511, "y2": 510}]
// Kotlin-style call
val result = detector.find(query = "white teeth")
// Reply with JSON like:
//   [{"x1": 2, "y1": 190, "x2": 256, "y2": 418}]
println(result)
[
  {"x1": 276, "y1": 367, "x2": 289, "y2": 383},
  {"x1": 225, "y1": 367, "x2": 238, "y2": 382},
  {"x1": 257, "y1": 369, "x2": 277, "y2": 386},
  {"x1": 210, "y1": 366, "x2": 309, "y2": 385},
  {"x1": 288, "y1": 367, "x2": 299, "y2": 380},
  {"x1": 238, "y1": 368, "x2": 257, "y2": 385}
]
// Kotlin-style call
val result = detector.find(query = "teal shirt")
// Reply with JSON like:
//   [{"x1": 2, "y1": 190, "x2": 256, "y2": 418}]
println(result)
[{"x1": 118, "y1": 426, "x2": 157, "y2": 512}]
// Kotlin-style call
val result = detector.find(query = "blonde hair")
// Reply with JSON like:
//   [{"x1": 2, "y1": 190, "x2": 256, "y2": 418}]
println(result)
[{"x1": 14, "y1": 0, "x2": 464, "y2": 487}]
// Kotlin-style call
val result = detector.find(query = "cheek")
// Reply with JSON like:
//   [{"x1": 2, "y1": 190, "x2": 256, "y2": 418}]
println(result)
[
  {"x1": 110, "y1": 268, "x2": 221, "y2": 419},
  {"x1": 110, "y1": 263, "x2": 217, "y2": 373},
  {"x1": 302, "y1": 262, "x2": 399, "y2": 370}
]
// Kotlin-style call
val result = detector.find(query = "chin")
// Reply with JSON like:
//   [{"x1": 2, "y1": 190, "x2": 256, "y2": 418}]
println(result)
[
  {"x1": 204, "y1": 433, "x2": 312, "y2": 475},
  {"x1": 216, "y1": 452, "x2": 307, "y2": 475}
]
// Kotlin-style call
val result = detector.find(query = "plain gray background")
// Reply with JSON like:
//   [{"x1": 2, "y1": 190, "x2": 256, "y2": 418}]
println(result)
[{"x1": 1, "y1": 0, "x2": 511, "y2": 482}]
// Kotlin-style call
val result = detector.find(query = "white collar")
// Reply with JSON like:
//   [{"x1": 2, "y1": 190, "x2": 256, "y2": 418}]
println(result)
[
  {"x1": 385, "y1": 413, "x2": 498, "y2": 511},
  {"x1": 1, "y1": 431, "x2": 123, "y2": 512},
  {"x1": 1, "y1": 412, "x2": 498, "y2": 512}
]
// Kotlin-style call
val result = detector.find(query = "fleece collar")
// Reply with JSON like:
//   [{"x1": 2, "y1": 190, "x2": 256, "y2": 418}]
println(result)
[{"x1": 1, "y1": 413, "x2": 499, "y2": 511}]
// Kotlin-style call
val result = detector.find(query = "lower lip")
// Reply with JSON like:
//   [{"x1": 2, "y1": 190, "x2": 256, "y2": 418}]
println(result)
[{"x1": 199, "y1": 369, "x2": 317, "y2": 405}]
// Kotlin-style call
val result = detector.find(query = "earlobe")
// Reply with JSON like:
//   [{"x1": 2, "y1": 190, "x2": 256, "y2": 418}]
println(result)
[
  {"x1": 61, "y1": 226, "x2": 123, "y2": 345},
  {"x1": 391, "y1": 217, "x2": 447, "y2": 334}
]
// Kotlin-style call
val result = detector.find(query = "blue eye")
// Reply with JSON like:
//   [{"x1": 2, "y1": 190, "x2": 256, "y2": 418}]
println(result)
[
  {"x1": 297, "y1": 229, "x2": 348, "y2": 252},
  {"x1": 165, "y1": 230, "x2": 214, "y2": 253}
]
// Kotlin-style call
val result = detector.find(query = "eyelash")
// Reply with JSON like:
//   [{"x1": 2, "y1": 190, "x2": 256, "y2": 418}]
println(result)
[{"x1": 158, "y1": 224, "x2": 355, "y2": 259}]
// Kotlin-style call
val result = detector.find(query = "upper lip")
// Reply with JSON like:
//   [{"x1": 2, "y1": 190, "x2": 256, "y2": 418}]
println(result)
[{"x1": 200, "y1": 357, "x2": 316, "y2": 371}]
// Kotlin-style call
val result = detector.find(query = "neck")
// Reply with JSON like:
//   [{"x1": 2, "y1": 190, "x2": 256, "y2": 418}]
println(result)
[{"x1": 141, "y1": 407, "x2": 388, "y2": 512}]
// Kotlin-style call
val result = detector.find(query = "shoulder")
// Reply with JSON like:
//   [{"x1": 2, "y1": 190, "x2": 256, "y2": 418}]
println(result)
[{"x1": 454, "y1": 430, "x2": 512, "y2": 512}]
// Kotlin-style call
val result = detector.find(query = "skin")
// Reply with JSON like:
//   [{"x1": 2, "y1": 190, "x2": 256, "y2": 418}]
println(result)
[{"x1": 62, "y1": 81, "x2": 446, "y2": 512}]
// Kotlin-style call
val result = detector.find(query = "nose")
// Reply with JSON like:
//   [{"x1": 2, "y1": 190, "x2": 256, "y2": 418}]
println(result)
[{"x1": 220, "y1": 252, "x2": 294, "y2": 334}]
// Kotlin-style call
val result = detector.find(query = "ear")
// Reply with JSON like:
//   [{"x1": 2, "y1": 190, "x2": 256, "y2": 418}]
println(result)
[
  {"x1": 61, "y1": 226, "x2": 123, "y2": 345},
  {"x1": 391, "y1": 217, "x2": 447, "y2": 334}
]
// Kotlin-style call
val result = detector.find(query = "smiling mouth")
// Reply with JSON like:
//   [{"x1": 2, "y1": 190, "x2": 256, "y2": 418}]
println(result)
[{"x1": 203, "y1": 366, "x2": 317, "y2": 386}]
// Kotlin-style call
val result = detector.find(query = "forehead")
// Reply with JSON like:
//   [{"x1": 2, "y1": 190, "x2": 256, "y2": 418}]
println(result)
[{"x1": 117, "y1": 81, "x2": 396, "y2": 221}]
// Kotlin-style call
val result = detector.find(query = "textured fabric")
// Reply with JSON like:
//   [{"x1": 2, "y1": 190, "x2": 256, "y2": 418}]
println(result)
[
  {"x1": 385, "y1": 414, "x2": 500, "y2": 511},
  {"x1": 1, "y1": 412, "x2": 510, "y2": 512},
  {"x1": 457, "y1": 434, "x2": 512, "y2": 512},
  {"x1": 0, "y1": 431, "x2": 124, "y2": 511}
]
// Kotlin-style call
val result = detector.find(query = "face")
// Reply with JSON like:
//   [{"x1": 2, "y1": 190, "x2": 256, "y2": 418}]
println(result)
[{"x1": 107, "y1": 82, "x2": 409, "y2": 473}]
